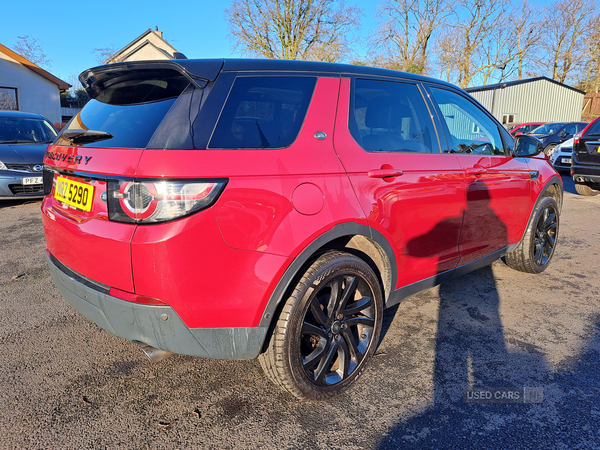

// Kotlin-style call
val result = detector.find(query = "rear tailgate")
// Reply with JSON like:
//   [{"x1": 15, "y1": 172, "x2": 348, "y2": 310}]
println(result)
[{"x1": 42, "y1": 145, "x2": 143, "y2": 291}]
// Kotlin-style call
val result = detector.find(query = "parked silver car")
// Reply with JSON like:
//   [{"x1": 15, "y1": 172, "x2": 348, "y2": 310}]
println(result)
[
  {"x1": 549, "y1": 137, "x2": 574, "y2": 172},
  {"x1": 0, "y1": 111, "x2": 57, "y2": 199}
]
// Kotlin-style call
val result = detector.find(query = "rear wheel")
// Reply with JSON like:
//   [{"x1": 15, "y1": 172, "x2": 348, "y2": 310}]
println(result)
[
  {"x1": 574, "y1": 182, "x2": 599, "y2": 196},
  {"x1": 504, "y1": 196, "x2": 559, "y2": 273},
  {"x1": 259, "y1": 251, "x2": 383, "y2": 400}
]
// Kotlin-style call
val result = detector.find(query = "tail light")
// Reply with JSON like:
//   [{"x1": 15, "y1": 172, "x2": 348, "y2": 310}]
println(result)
[
  {"x1": 107, "y1": 179, "x2": 227, "y2": 223},
  {"x1": 573, "y1": 132, "x2": 582, "y2": 145}
]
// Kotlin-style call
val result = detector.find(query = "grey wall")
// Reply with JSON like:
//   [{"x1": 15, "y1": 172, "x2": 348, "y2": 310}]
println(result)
[
  {"x1": 469, "y1": 79, "x2": 584, "y2": 124},
  {"x1": 0, "y1": 55, "x2": 62, "y2": 123}
]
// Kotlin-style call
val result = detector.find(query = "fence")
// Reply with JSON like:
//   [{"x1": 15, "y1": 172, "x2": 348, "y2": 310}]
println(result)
[{"x1": 582, "y1": 94, "x2": 600, "y2": 120}]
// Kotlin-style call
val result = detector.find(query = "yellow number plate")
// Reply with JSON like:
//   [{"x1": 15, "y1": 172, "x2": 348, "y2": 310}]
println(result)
[{"x1": 54, "y1": 176, "x2": 95, "y2": 212}]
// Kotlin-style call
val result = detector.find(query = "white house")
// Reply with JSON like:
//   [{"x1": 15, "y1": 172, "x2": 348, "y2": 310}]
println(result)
[
  {"x1": 105, "y1": 28, "x2": 187, "y2": 64},
  {"x1": 0, "y1": 43, "x2": 69, "y2": 124}
]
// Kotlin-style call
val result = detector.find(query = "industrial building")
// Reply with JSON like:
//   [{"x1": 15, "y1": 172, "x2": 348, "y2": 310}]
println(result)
[{"x1": 465, "y1": 77, "x2": 585, "y2": 125}]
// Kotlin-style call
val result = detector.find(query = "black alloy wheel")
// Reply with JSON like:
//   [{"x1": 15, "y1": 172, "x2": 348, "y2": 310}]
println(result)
[
  {"x1": 505, "y1": 196, "x2": 560, "y2": 274},
  {"x1": 532, "y1": 201, "x2": 558, "y2": 267},
  {"x1": 259, "y1": 251, "x2": 383, "y2": 400},
  {"x1": 299, "y1": 272, "x2": 377, "y2": 387}
]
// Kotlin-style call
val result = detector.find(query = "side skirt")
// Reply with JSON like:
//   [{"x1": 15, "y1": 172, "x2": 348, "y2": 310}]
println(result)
[{"x1": 385, "y1": 245, "x2": 517, "y2": 308}]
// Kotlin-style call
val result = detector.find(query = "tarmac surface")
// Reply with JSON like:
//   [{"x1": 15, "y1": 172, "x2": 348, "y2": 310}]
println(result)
[{"x1": 0, "y1": 176, "x2": 599, "y2": 449}]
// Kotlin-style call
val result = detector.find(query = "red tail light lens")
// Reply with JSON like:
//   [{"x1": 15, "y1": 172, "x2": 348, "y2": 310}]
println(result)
[
  {"x1": 107, "y1": 179, "x2": 227, "y2": 223},
  {"x1": 573, "y1": 132, "x2": 582, "y2": 145}
]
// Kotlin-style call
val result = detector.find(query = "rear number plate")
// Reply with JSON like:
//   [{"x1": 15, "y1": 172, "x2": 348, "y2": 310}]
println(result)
[
  {"x1": 22, "y1": 177, "x2": 42, "y2": 185},
  {"x1": 561, "y1": 158, "x2": 572, "y2": 164},
  {"x1": 54, "y1": 176, "x2": 95, "y2": 212}
]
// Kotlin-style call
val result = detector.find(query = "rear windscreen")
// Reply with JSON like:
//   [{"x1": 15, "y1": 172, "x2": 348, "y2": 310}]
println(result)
[
  {"x1": 56, "y1": 73, "x2": 191, "y2": 149},
  {"x1": 208, "y1": 76, "x2": 316, "y2": 149}
]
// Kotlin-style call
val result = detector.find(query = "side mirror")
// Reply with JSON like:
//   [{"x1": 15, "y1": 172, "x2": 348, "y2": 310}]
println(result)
[
  {"x1": 513, "y1": 134, "x2": 543, "y2": 157},
  {"x1": 559, "y1": 131, "x2": 568, "y2": 138}
]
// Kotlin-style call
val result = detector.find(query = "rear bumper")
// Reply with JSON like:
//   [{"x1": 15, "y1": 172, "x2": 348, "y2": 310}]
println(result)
[{"x1": 47, "y1": 252, "x2": 267, "y2": 360}]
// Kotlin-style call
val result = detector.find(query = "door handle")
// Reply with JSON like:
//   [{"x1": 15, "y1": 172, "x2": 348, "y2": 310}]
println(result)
[
  {"x1": 367, "y1": 169, "x2": 403, "y2": 179},
  {"x1": 465, "y1": 167, "x2": 487, "y2": 176}
]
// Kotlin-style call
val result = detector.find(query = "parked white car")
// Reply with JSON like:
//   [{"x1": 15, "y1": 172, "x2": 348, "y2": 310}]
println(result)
[{"x1": 550, "y1": 137, "x2": 574, "y2": 172}]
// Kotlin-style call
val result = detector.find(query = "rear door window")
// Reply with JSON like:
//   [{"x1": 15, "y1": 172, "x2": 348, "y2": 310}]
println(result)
[
  {"x1": 350, "y1": 79, "x2": 440, "y2": 153},
  {"x1": 208, "y1": 76, "x2": 316, "y2": 149}
]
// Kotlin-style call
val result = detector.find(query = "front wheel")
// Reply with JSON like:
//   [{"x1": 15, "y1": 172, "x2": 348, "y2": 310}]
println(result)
[
  {"x1": 544, "y1": 144, "x2": 556, "y2": 156},
  {"x1": 259, "y1": 251, "x2": 383, "y2": 400},
  {"x1": 504, "y1": 196, "x2": 559, "y2": 273}
]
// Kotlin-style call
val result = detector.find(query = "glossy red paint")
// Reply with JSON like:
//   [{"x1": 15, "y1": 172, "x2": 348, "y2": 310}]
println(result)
[
  {"x1": 41, "y1": 68, "x2": 561, "y2": 335},
  {"x1": 42, "y1": 146, "x2": 145, "y2": 290},
  {"x1": 130, "y1": 210, "x2": 290, "y2": 328},
  {"x1": 41, "y1": 177, "x2": 136, "y2": 291},
  {"x1": 333, "y1": 78, "x2": 465, "y2": 287},
  {"x1": 453, "y1": 154, "x2": 531, "y2": 263}
]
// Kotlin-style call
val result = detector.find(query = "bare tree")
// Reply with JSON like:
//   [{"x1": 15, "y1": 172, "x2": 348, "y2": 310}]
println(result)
[
  {"x1": 12, "y1": 36, "x2": 51, "y2": 68},
  {"x1": 538, "y1": 0, "x2": 598, "y2": 83},
  {"x1": 0, "y1": 89, "x2": 18, "y2": 110},
  {"x1": 92, "y1": 46, "x2": 117, "y2": 64},
  {"x1": 372, "y1": 0, "x2": 453, "y2": 74},
  {"x1": 579, "y1": 21, "x2": 600, "y2": 92},
  {"x1": 435, "y1": 0, "x2": 509, "y2": 88},
  {"x1": 226, "y1": 0, "x2": 360, "y2": 62},
  {"x1": 506, "y1": 0, "x2": 542, "y2": 80}
]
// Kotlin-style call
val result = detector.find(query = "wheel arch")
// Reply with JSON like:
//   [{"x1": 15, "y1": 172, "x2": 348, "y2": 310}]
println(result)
[
  {"x1": 537, "y1": 174, "x2": 564, "y2": 211},
  {"x1": 258, "y1": 222, "x2": 397, "y2": 345}
]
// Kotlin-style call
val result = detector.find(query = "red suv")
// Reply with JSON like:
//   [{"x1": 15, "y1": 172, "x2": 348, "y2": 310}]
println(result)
[{"x1": 41, "y1": 59, "x2": 562, "y2": 400}]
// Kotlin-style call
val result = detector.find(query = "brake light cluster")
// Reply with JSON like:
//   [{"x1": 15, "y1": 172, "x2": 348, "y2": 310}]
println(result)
[{"x1": 107, "y1": 179, "x2": 227, "y2": 223}]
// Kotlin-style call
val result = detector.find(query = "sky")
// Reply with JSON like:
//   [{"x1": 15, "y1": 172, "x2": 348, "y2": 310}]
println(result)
[{"x1": 1, "y1": 0, "x2": 380, "y2": 88}]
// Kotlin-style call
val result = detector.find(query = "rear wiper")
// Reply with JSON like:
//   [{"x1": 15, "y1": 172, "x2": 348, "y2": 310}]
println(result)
[
  {"x1": 62, "y1": 129, "x2": 113, "y2": 145},
  {"x1": 0, "y1": 140, "x2": 33, "y2": 144}
]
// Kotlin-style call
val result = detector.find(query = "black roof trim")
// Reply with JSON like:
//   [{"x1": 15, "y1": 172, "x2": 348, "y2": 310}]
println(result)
[
  {"x1": 80, "y1": 58, "x2": 459, "y2": 89},
  {"x1": 465, "y1": 76, "x2": 585, "y2": 95}
]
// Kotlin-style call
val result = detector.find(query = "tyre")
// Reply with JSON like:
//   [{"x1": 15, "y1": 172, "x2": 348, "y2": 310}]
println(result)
[
  {"x1": 504, "y1": 196, "x2": 559, "y2": 273},
  {"x1": 543, "y1": 144, "x2": 556, "y2": 156},
  {"x1": 574, "y1": 182, "x2": 599, "y2": 196},
  {"x1": 259, "y1": 251, "x2": 383, "y2": 400}
]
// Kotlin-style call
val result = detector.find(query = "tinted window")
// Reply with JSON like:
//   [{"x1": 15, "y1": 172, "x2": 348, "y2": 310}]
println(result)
[
  {"x1": 56, "y1": 73, "x2": 191, "y2": 149},
  {"x1": 585, "y1": 119, "x2": 600, "y2": 136},
  {"x1": 350, "y1": 79, "x2": 439, "y2": 153},
  {"x1": 430, "y1": 88, "x2": 505, "y2": 155},
  {"x1": 209, "y1": 76, "x2": 316, "y2": 149}
]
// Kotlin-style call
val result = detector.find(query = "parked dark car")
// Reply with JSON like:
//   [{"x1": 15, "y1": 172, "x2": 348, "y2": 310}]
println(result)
[
  {"x1": 41, "y1": 59, "x2": 562, "y2": 400},
  {"x1": 0, "y1": 110, "x2": 57, "y2": 199},
  {"x1": 506, "y1": 122, "x2": 545, "y2": 137},
  {"x1": 528, "y1": 121, "x2": 588, "y2": 156},
  {"x1": 571, "y1": 116, "x2": 600, "y2": 196}
]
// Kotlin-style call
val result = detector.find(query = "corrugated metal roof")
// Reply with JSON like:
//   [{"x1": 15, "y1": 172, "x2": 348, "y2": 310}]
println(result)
[{"x1": 465, "y1": 76, "x2": 585, "y2": 95}]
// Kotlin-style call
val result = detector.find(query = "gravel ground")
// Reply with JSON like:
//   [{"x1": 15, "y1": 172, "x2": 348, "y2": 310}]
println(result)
[{"x1": 0, "y1": 176, "x2": 599, "y2": 450}]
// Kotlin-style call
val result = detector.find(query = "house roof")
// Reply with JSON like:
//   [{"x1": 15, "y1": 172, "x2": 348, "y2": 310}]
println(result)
[
  {"x1": 466, "y1": 76, "x2": 585, "y2": 95},
  {"x1": 105, "y1": 28, "x2": 183, "y2": 64},
  {"x1": 0, "y1": 43, "x2": 70, "y2": 91}
]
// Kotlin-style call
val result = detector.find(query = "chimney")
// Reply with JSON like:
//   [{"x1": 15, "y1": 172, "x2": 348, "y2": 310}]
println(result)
[{"x1": 154, "y1": 26, "x2": 163, "y2": 38}]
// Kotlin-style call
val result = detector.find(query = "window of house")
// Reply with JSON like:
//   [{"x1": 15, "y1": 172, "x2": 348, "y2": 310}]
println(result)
[
  {"x1": 502, "y1": 114, "x2": 516, "y2": 125},
  {"x1": 0, "y1": 87, "x2": 18, "y2": 110}
]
